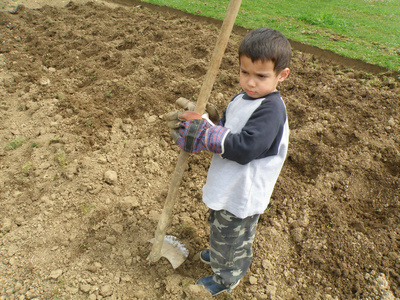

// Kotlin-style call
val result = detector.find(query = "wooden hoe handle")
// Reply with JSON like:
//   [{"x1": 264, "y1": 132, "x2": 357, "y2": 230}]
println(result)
[{"x1": 148, "y1": 0, "x2": 242, "y2": 264}]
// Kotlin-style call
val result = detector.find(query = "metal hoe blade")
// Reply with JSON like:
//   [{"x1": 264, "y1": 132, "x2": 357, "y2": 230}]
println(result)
[{"x1": 149, "y1": 235, "x2": 189, "y2": 269}]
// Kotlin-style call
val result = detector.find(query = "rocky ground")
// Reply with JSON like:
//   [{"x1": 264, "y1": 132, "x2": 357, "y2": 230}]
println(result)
[{"x1": 1, "y1": 1, "x2": 400, "y2": 299}]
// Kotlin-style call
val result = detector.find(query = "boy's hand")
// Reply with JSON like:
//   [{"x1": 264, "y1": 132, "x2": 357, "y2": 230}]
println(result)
[
  {"x1": 170, "y1": 111, "x2": 229, "y2": 153},
  {"x1": 165, "y1": 110, "x2": 202, "y2": 142},
  {"x1": 176, "y1": 97, "x2": 220, "y2": 124},
  {"x1": 165, "y1": 97, "x2": 220, "y2": 139}
]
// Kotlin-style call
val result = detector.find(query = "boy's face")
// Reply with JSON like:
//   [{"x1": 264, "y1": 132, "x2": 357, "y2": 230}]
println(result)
[{"x1": 239, "y1": 55, "x2": 289, "y2": 99}]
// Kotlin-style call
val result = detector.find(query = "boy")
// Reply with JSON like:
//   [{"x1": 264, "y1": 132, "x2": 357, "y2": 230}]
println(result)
[{"x1": 166, "y1": 27, "x2": 291, "y2": 296}]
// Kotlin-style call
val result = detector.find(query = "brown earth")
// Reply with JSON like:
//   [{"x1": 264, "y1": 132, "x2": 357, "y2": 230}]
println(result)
[{"x1": 1, "y1": 1, "x2": 400, "y2": 299}]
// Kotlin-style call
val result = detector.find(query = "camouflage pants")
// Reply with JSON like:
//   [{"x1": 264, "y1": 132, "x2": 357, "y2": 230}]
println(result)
[{"x1": 209, "y1": 209, "x2": 260, "y2": 287}]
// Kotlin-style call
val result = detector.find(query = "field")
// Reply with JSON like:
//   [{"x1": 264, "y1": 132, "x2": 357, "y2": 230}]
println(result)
[
  {"x1": 136, "y1": 0, "x2": 400, "y2": 71},
  {"x1": 1, "y1": 1, "x2": 400, "y2": 299}
]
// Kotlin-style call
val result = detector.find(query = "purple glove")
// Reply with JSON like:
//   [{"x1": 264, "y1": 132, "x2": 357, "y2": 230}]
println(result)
[{"x1": 176, "y1": 111, "x2": 230, "y2": 153}]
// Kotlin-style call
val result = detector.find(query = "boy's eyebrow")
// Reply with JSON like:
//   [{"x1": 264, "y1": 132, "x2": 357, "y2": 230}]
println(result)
[
  {"x1": 256, "y1": 71, "x2": 270, "y2": 76},
  {"x1": 240, "y1": 66, "x2": 270, "y2": 76}
]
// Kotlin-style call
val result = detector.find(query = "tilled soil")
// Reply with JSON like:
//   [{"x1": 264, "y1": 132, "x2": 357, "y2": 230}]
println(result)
[{"x1": 1, "y1": 1, "x2": 400, "y2": 299}]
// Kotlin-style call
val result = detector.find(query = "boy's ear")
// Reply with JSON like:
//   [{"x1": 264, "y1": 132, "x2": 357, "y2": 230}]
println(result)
[{"x1": 278, "y1": 68, "x2": 290, "y2": 82}]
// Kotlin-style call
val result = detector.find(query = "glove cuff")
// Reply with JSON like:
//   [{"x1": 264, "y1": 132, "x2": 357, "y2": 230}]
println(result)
[
  {"x1": 205, "y1": 125, "x2": 230, "y2": 154},
  {"x1": 183, "y1": 119, "x2": 202, "y2": 152}
]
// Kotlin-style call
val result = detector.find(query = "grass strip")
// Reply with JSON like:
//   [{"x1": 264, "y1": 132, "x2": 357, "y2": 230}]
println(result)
[{"x1": 139, "y1": 0, "x2": 400, "y2": 71}]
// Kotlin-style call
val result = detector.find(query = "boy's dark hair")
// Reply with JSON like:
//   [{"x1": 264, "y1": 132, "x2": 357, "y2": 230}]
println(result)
[{"x1": 238, "y1": 27, "x2": 292, "y2": 73}]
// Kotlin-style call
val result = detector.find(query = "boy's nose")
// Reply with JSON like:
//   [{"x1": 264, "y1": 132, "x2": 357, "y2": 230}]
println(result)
[{"x1": 247, "y1": 78, "x2": 256, "y2": 87}]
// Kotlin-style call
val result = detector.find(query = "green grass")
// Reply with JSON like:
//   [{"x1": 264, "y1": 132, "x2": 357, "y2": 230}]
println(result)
[
  {"x1": 5, "y1": 138, "x2": 26, "y2": 150},
  {"x1": 139, "y1": 0, "x2": 400, "y2": 71}
]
